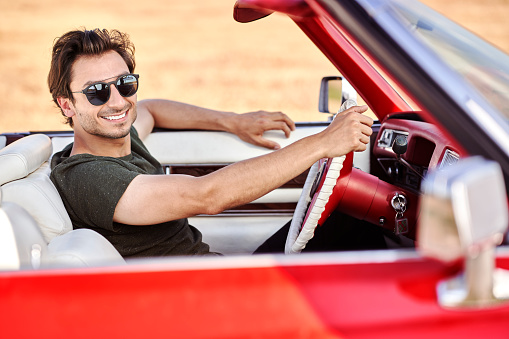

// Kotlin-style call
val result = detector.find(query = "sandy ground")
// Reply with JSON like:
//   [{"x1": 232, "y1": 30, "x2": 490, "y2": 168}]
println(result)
[{"x1": 1, "y1": 0, "x2": 508, "y2": 133}]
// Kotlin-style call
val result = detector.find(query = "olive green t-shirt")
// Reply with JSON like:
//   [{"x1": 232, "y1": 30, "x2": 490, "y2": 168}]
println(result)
[{"x1": 50, "y1": 127, "x2": 211, "y2": 258}]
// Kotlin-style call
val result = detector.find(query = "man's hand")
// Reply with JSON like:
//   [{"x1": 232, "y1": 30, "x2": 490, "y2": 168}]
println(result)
[
  {"x1": 319, "y1": 105, "x2": 373, "y2": 158},
  {"x1": 228, "y1": 110, "x2": 296, "y2": 150}
]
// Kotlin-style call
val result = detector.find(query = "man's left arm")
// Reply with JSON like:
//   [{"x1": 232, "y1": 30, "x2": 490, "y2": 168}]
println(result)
[{"x1": 134, "y1": 99, "x2": 295, "y2": 150}]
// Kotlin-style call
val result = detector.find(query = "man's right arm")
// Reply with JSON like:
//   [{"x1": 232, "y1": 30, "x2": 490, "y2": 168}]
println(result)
[
  {"x1": 134, "y1": 99, "x2": 295, "y2": 150},
  {"x1": 114, "y1": 106, "x2": 373, "y2": 225}
]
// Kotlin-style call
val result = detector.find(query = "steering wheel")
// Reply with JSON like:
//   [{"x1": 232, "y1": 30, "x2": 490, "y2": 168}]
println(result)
[
  {"x1": 285, "y1": 152, "x2": 354, "y2": 254},
  {"x1": 285, "y1": 99, "x2": 358, "y2": 254}
]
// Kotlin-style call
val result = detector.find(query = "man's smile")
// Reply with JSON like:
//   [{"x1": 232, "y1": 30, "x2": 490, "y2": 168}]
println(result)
[{"x1": 102, "y1": 111, "x2": 127, "y2": 121}]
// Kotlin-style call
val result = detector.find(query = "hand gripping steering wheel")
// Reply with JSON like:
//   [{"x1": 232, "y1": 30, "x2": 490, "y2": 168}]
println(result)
[
  {"x1": 285, "y1": 152, "x2": 353, "y2": 254},
  {"x1": 285, "y1": 99, "x2": 358, "y2": 254}
]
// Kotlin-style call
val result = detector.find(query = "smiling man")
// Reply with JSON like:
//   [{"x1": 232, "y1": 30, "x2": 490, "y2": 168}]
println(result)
[{"x1": 48, "y1": 28, "x2": 374, "y2": 258}]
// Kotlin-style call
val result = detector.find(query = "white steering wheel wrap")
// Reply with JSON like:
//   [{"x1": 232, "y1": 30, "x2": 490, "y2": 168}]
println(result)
[
  {"x1": 285, "y1": 99, "x2": 356, "y2": 254},
  {"x1": 285, "y1": 155, "x2": 346, "y2": 254}
]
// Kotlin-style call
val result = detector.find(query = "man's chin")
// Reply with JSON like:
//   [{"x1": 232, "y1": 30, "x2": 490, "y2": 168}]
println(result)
[
  {"x1": 87, "y1": 124, "x2": 132, "y2": 140},
  {"x1": 105, "y1": 127, "x2": 131, "y2": 139}
]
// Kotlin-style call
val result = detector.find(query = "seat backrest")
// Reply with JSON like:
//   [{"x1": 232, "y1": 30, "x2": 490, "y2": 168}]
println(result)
[
  {"x1": 2, "y1": 163, "x2": 73, "y2": 243},
  {"x1": 0, "y1": 134, "x2": 72, "y2": 243},
  {"x1": 0, "y1": 199, "x2": 125, "y2": 270},
  {"x1": 0, "y1": 201, "x2": 49, "y2": 270},
  {"x1": 0, "y1": 134, "x2": 126, "y2": 268},
  {"x1": 0, "y1": 134, "x2": 52, "y2": 185}
]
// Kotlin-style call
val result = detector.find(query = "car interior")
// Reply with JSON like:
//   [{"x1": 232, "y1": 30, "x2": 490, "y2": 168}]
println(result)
[
  {"x1": 0, "y1": 122, "x2": 350, "y2": 268},
  {"x1": 0, "y1": 85, "x2": 473, "y2": 270}
]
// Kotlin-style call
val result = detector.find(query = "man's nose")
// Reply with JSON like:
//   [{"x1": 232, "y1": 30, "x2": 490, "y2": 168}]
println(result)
[{"x1": 107, "y1": 84, "x2": 127, "y2": 108}]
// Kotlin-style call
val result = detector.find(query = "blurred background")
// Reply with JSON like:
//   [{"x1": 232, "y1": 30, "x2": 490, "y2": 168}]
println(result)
[{"x1": 1, "y1": 0, "x2": 509, "y2": 133}]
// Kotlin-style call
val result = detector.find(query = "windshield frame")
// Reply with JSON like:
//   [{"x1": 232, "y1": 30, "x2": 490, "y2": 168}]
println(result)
[
  {"x1": 365, "y1": 0, "x2": 509, "y2": 154},
  {"x1": 315, "y1": 0, "x2": 509, "y2": 193},
  {"x1": 389, "y1": 1, "x2": 509, "y2": 120}
]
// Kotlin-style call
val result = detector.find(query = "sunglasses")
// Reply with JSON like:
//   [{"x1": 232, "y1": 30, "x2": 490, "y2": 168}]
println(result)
[{"x1": 72, "y1": 73, "x2": 139, "y2": 106}]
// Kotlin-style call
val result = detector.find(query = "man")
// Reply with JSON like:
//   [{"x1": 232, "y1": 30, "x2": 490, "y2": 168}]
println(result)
[{"x1": 49, "y1": 28, "x2": 374, "y2": 258}]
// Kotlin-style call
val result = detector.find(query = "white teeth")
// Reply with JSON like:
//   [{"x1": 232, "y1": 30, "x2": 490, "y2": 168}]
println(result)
[{"x1": 104, "y1": 112, "x2": 127, "y2": 121}]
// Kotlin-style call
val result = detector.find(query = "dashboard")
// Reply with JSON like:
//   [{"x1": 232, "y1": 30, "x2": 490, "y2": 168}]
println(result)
[{"x1": 373, "y1": 116, "x2": 462, "y2": 193}]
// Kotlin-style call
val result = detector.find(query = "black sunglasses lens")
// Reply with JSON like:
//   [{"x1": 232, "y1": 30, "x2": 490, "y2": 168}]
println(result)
[
  {"x1": 85, "y1": 83, "x2": 110, "y2": 106},
  {"x1": 82, "y1": 74, "x2": 138, "y2": 105},
  {"x1": 116, "y1": 74, "x2": 138, "y2": 97}
]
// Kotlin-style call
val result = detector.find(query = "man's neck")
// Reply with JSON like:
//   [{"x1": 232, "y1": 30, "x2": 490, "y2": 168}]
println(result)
[{"x1": 71, "y1": 132, "x2": 132, "y2": 158}]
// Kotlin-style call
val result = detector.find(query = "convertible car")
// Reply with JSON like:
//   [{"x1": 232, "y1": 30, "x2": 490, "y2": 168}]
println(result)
[{"x1": 1, "y1": 0, "x2": 509, "y2": 337}]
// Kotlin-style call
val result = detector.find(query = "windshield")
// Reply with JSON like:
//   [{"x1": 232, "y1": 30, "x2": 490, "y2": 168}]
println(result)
[{"x1": 389, "y1": 0, "x2": 509, "y2": 119}]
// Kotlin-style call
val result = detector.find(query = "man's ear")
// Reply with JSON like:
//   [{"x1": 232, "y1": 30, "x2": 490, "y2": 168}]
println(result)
[{"x1": 57, "y1": 97, "x2": 75, "y2": 118}]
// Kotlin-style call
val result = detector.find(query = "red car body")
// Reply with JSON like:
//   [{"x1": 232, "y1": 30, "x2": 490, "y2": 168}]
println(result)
[{"x1": 2, "y1": 0, "x2": 509, "y2": 338}]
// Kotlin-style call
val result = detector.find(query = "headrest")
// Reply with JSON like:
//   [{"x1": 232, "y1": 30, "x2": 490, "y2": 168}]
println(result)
[
  {"x1": 51, "y1": 136, "x2": 74, "y2": 155},
  {"x1": 0, "y1": 135, "x2": 6, "y2": 149},
  {"x1": 0, "y1": 134, "x2": 52, "y2": 186}
]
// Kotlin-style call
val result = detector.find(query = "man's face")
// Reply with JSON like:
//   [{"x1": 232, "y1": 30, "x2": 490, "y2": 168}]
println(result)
[{"x1": 65, "y1": 50, "x2": 137, "y2": 139}]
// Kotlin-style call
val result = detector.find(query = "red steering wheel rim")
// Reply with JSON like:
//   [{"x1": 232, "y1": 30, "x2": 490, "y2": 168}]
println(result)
[
  {"x1": 285, "y1": 152, "x2": 354, "y2": 253},
  {"x1": 315, "y1": 152, "x2": 354, "y2": 226}
]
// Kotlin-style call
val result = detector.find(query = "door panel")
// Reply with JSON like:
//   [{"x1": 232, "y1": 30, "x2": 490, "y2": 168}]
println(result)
[{"x1": 143, "y1": 125, "x2": 327, "y2": 165}]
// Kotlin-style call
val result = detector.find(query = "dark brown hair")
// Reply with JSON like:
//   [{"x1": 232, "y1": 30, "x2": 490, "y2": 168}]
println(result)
[{"x1": 48, "y1": 28, "x2": 136, "y2": 126}]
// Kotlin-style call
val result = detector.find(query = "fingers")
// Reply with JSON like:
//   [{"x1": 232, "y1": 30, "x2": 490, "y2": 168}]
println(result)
[
  {"x1": 251, "y1": 120, "x2": 288, "y2": 149},
  {"x1": 277, "y1": 112, "x2": 296, "y2": 132},
  {"x1": 354, "y1": 117, "x2": 373, "y2": 150},
  {"x1": 334, "y1": 108, "x2": 374, "y2": 137},
  {"x1": 255, "y1": 117, "x2": 294, "y2": 149},
  {"x1": 340, "y1": 105, "x2": 373, "y2": 125},
  {"x1": 321, "y1": 105, "x2": 375, "y2": 156},
  {"x1": 359, "y1": 133, "x2": 371, "y2": 145},
  {"x1": 263, "y1": 120, "x2": 293, "y2": 138},
  {"x1": 359, "y1": 123, "x2": 373, "y2": 137},
  {"x1": 332, "y1": 106, "x2": 373, "y2": 129},
  {"x1": 232, "y1": 110, "x2": 296, "y2": 149},
  {"x1": 350, "y1": 105, "x2": 369, "y2": 114},
  {"x1": 259, "y1": 111, "x2": 296, "y2": 136},
  {"x1": 252, "y1": 135, "x2": 280, "y2": 150},
  {"x1": 240, "y1": 111, "x2": 295, "y2": 149},
  {"x1": 355, "y1": 125, "x2": 372, "y2": 152}
]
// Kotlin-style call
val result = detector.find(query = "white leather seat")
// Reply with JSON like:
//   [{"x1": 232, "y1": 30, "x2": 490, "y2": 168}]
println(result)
[
  {"x1": 0, "y1": 200, "x2": 49, "y2": 270},
  {"x1": 0, "y1": 134, "x2": 52, "y2": 185},
  {"x1": 0, "y1": 134, "x2": 125, "y2": 269},
  {"x1": 47, "y1": 228, "x2": 125, "y2": 267},
  {"x1": 0, "y1": 199, "x2": 125, "y2": 269},
  {"x1": 0, "y1": 135, "x2": 6, "y2": 150},
  {"x1": 2, "y1": 162, "x2": 72, "y2": 243},
  {"x1": 0, "y1": 134, "x2": 72, "y2": 242}
]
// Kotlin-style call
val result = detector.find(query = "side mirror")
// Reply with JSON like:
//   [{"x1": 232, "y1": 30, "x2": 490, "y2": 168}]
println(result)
[
  {"x1": 418, "y1": 157, "x2": 509, "y2": 308},
  {"x1": 318, "y1": 76, "x2": 358, "y2": 114}
]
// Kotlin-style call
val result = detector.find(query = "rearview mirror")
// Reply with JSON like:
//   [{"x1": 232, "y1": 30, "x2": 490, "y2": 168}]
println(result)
[
  {"x1": 233, "y1": 1, "x2": 273, "y2": 23},
  {"x1": 318, "y1": 76, "x2": 358, "y2": 114}
]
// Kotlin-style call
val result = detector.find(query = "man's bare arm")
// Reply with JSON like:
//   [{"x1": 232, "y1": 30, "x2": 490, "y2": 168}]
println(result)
[
  {"x1": 133, "y1": 99, "x2": 295, "y2": 149},
  {"x1": 115, "y1": 106, "x2": 373, "y2": 225}
]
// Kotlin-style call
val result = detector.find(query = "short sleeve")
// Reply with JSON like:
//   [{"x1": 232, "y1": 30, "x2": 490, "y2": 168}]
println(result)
[{"x1": 51, "y1": 157, "x2": 139, "y2": 232}]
